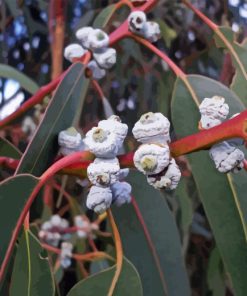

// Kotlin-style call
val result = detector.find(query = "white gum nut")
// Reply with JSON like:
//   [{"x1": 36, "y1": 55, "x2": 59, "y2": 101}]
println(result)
[
  {"x1": 128, "y1": 11, "x2": 147, "y2": 33},
  {"x1": 86, "y1": 186, "x2": 112, "y2": 214},
  {"x1": 64, "y1": 44, "x2": 86, "y2": 62},
  {"x1": 74, "y1": 216, "x2": 88, "y2": 238},
  {"x1": 132, "y1": 112, "x2": 171, "y2": 144},
  {"x1": 111, "y1": 181, "x2": 132, "y2": 207},
  {"x1": 209, "y1": 142, "x2": 245, "y2": 173},
  {"x1": 75, "y1": 26, "x2": 94, "y2": 49},
  {"x1": 119, "y1": 168, "x2": 130, "y2": 180},
  {"x1": 87, "y1": 157, "x2": 120, "y2": 186},
  {"x1": 60, "y1": 242, "x2": 73, "y2": 268},
  {"x1": 134, "y1": 143, "x2": 170, "y2": 175},
  {"x1": 50, "y1": 215, "x2": 62, "y2": 227},
  {"x1": 93, "y1": 48, "x2": 117, "y2": 69},
  {"x1": 84, "y1": 126, "x2": 119, "y2": 158},
  {"x1": 98, "y1": 115, "x2": 128, "y2": 148},
  {"x1": 87, "y1": 61, "x2": 106, "y2": 80},
  {"x1": 88, "y1": 29, "x2": 109, "y2": 51},
  {"x1": 200, "y1": 115, "x2": 222, "y2": 129},
  {"x1": 58, "y1": 127, "x2": 82, "y2": 149},
  {"x1": 143, "y1": 21, "x2": 161, "y2": 43}
]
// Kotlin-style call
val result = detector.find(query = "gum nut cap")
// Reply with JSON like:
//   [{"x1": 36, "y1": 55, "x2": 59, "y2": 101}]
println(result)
[
  {"x1": 132, "y1": 112, "x2": 170, "y2": 143},
  {"x1": 134, "y1": 143, "x2": 170, "y2": 174},
  {"x1": 87, "y1": 61, "x2": 106, "y2": 80},
  {"x1": 75, "y1": 26, "x2": 94, "y2": 49},
  {"x1": 88, "y1": 29, "x2": 109, "y2": 50},
  {"x1": 93, "y1": 48, "x2": 117, "y2": 69},
  {"x1": 58, "y1": 127, "x2": 82, "y2": 149},
  {"x1": 50, "y1": 215, "x2": 62, "y2": 227},
  {"x1": 86, "y1": 186, "x2": 112, "y2": 214},
  {"x1": 87, "y1": 157, "x2": 120, "y2": 186},
  {"x1": 128, "y1": 11, "x2": 147, "y2": 32},
  {"x1": 199, "y1": 96, "x2": 229, "y2": 120},
  {"x1": 111, "y1": 181, "x2": 132, "y2": 206},
  {"x1": 143, "y1": 21, "x2": 161, "y2": 43},
  {"x1": 84, "y1": 127, "x2": 119, "y2": 158},
  {"x1": 64, "y1": 44, "x2": 85, "y2": 62},
  {"x1": 200, "y1": 115, "x2": 222, "y2": 129}
]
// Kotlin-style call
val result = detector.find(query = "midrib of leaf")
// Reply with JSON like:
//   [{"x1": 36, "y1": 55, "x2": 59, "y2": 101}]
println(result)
[{"x1": 25, "y1": 230, "x2": 32, "y2": 296}]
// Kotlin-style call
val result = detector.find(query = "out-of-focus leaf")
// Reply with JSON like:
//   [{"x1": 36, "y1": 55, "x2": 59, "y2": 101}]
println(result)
[
  {"x1": 5, "y1": 0, "x2": 20, "y2": 17},
  {"x1": 93, "y1": 4, "x2": 116, "y2": 28},
  {"x1": 16, "y1": 63, "x2": 89, "y2": 176},
  {"x1": 171, "y1": 74, "x2": 247, "y2": 296},
  {"x1": 10, "y1": 230, "x2": 55, "y2": 296},
  {"x1": 0, "y1": 64, "x2": 39, "y2": 94},
  {"x1": 67, "y1": 257, "x2": 143, "y2": 296},
  {"x1": 113, "y1": 171, "x2": 190, "y2": 296},
  {"x1": 0, "y1": 137, "x2": 21, "y2": 159},
  {"x1": 157, "y1": 19, "x2": 177, "y2": 48},
  {"x1": 102, "y1": 97, "x2": 114, "y2": 118}
]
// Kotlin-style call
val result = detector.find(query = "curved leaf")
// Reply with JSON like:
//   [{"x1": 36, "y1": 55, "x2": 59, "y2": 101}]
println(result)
[
  {"x1": 67, "y1": 257, "x2": 143, "y2": 296},
  {"x1": 113, "y1": 171, "x2": 190, "y2": 296},
  {"x1": 0, "y1": 137, "x2": 21, "y2": 159},
  {"x1": 93, "y1": 4, "x2": 116, "y2": 29},
  {"x1": 10, "y1": 230, "x2": 55, "y2": 296}
]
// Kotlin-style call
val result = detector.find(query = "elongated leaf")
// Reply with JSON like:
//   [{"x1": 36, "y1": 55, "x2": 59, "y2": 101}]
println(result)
[
  {"x1": 0, "y1": 64, "x2": 39, "y2": 94},
  {"x1": 171, "y1": 74, "x2": 247, "y2": 296},
  {"x1": 113, "y1": 171, "x2": 190, "y2": 296},
  {"x1": 10, "y1": 230, "x2": 55, "y2": 296},
  {"x1": 67, "y1": 257, "x2": 143, "y2": 296},
  {"x1": 16, "y1": 63, "x2": 89, "y2": 176},
  {"x1": 93, "y1": 4, "x2": 116, "y2": 28},
  {"x1": 0, "y1": 137, "x2": 21, "y2": 159}
]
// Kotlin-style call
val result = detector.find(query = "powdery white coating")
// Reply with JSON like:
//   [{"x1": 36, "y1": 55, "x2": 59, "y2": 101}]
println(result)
[
  {"x1": 87, "y1": 61, "x2": 106, "y2": 80},
  {"x1": 200, "y1": 116, "x2": 222, "y2": 129},
  {"x1": 209, "y1": 141, "x2": 245, "y2": 173},
  {"x1": 88, "y1": 29, "x2": 109, "y2": 51},
  {"x1": 111, "y1": 181, "x2": 132, "y2": 207},
  {"x1": 93, "y1": 48, "x2": 117, "y2": 69},
  {"x1": 119, "y1": 168, "x2": 130, "y2": 180},
  {"x1": 132, "y1": 112, "x2": 171, "y2": 144},
  {"x1": 74, "y1": 216, "x2": 89, "y2": 238},
  {"x1": 87, "y1": 157, "x2": 120, "y2": 186},
  {"x1": 134, "y1": 143, "x2": 170, "y2": 175},
  {"x1": 86, "y1": 186, "x2": 112, "y2": 214},
  {"x1": 128, "y1": 11, "x2": 147, "y2": 33},
  {"x1": 143, "y1": 21, "x2": 161, "y2": 43},
  {"x1": 84, "y1": 126, "x2": 119, "y2": 158},
  {"x1": 60, "y1": 242, "x2": 73, "y2": 269},
  {"x1": 64, "y1": 44, "x2": 86, "y2": 62},
  {"x1": 147, "y1": 158, "x2": 181, "y2": 190},
  {"x1": 75, "y1": 26, "x2": 94, "y2": 49},
  {"x1": 38, "y1": 231, "x2": 61, "y2": 247}
]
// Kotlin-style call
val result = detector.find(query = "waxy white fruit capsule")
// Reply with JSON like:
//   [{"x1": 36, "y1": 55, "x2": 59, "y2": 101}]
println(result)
[
  {"x1": 74, "y1": 216, "x2": 89, "y2": 238},
  {"x1": 75, "y1": 26, "x2": 94, "y2": 49},
  {"x1": 143, "y1": 21, "x2": 161, "y2": 43},
  {"x1": 84, "y1": 126, "x2": 119, "y2": 158},
  {"x1": 111, "y1": 181, "x2": 132, "y2": 206},
  {"x1": 118, "y1": 168, "x2": 130, "y2": 180},
  {"x1": 132, "y1": 112, "x2": 171, "y2": 144},
  {"x1": 87, "y1": 157, "x2": 120, "y2": 187},
  {"x1": 128, "y1": 11, "x2": 147, "y2": 33},
  {"x1": 60, "y1": 242, "x2": 73, "y2": 269},
  {"x1": 86, "y1": 186, "x2": 112, "y2": 214},
  {"x1": 134, "y1": 143, "x2": 170, "y2": 175},
  {"x1": 87, "y1": 60, "x2": 106, "y2": 80},
  {"x1": 64, "y1": 44, "x2": 86, "y2": 62},
  {"x1": 58, "y1": 127, "x2": 84, "y2": 155},
  {"x1": 93, "y1": 48, "x2": 117, "y2": 69},
  {"x1": 209, "y1": 142, "x2": 244, "y2": 173},
  {"x1": 147, "y1": 158, "x2": 181, "y2": 190},
  {"x1": 88, "y1": 29, "x2": 109, "y2": 51}
]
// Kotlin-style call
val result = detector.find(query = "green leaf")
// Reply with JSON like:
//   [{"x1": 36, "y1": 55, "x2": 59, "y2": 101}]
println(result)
[
  {"x1": 67, "y1": 257, "x2": 143, "y2": 296},
  {"x1": 16, "y1": 63, "x2": 89, "y2": 176},
  {"x1": 93, "y1": 4, "x2": 116, "y2": 29},
  {"x1": 0, "y1": 137, "x2": 21, "y2": 159},
  {"x1": 113, "y1": 171, "x2": 190, "y2": 296},
  {"x1": 157, "y1": 19, "x2": 177, "y2": 48},
  {"x1": 10, "y1": 230, "x2": 55, "y2": 296},
  {"x1": 171, "y1": 74, "x2": 247, "y2": 296},
  {"x1": 0, "y1": 64, "x2": 39, "y2": 94}
]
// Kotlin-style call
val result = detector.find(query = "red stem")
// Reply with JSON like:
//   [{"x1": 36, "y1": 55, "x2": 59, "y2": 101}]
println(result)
[{"x1": 92, "y1": 80, "x2": 105, "y2": 101}]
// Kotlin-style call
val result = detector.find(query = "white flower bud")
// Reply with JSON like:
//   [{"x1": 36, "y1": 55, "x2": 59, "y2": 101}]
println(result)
[
  {"x1": 132, "y1": 112, "x2": 170, "y2": 144},
  {"x1": 87, "y1": 61, "x2": 106, "y2": 80},
  {"x1": 41, "y1": 221, "x2": 52, "y2": 231},
  {"x1": 50, "y1": 215, "x2": 62, "y2": 227},
  {"x1": 128, "y1": 11, "x2": 147, "y2": 33},
  {"x1": 88, "y1": 29, "x2": 109, "y2": 51},
  {"x1": 84, "y1": 126, "x2": 119, "y2": 158},
  {"x1": 134, "y1": 143, "x2": 170, "y2": 175},
  {"x1": 86, "y1": 186, "x2": 112, "y2": 214},
  {"x1": 111, "y1": 181, "x2": 132, "y2": 207},
  {"x1": 87, "y1": 157, "x2": 120, "y2": 186},
  {"x1": 147, "y1": 158, "x2": 181, "y2": 190},
  {"x1": 93, "y1": 48, "x2": 117, "y2": 69},
  {"x1": 143, "y1": 21, "x2": 161, "y2": 43},
  {"x1": 98, "y1": 115, "x2": 128, "y2": 149},
  {"x1": 75, "y1": 27, "x2": 94, "y2": 49},
  {"x1": 119, "y1": 168, "x2": 130, "y2": 180},
  {"x1": 64, "y1": 44, "x2": 86, "y2": 62},
  {"x1": 209, "y1": 141, "x2": 244, "y2": 173},
  {"x1": 58, "y1": 127, "x2": 84, "y2": 156},
  {"x1": 60, "y1": 242, "x2": 73, "y2": 269},
  {"x1": 74, "y1": 216, "x2": 88, "y2": 238}
]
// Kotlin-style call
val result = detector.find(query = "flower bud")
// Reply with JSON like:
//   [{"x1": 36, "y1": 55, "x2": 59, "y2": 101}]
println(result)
[
  {"x1": 64, "y1": 44, "x2": 86, "y2": 62},
  {"x1": 143, "y1": 21, "x2": 161, "y2": 43},
  {"x1": 60, "y1": 242, "x2": 73, "y2": 269},
  {"x1": 111, "y1": 181, "x2": 132, "y2": 207},
  {"x1": 128, "y1": 11, "x2": 147, "y2": 33},
  {"x1": 58, "y1": 127, "x2": 84, "y2": 155},
  {"x1": 88, "y1": 29, "x2": 109, "y2": 51},
  {"x1": 74, "y1": 216, "x2": 88, "y2": 238},
  {"x1": 93, "y1": 48, "x2": 117, "y2": 69},
  {"x1": 86, "y1": 186, "x2": 112, "y2": 214},
  {"x1": 76, "y1": 27, "x2": 94, "y2": 49},
  {"x1": 119, "y1": 168, "x2": 130, "y2": 180},
  {"x1": 87, "y1": 61, "x2": 106, "y2": 80}
]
